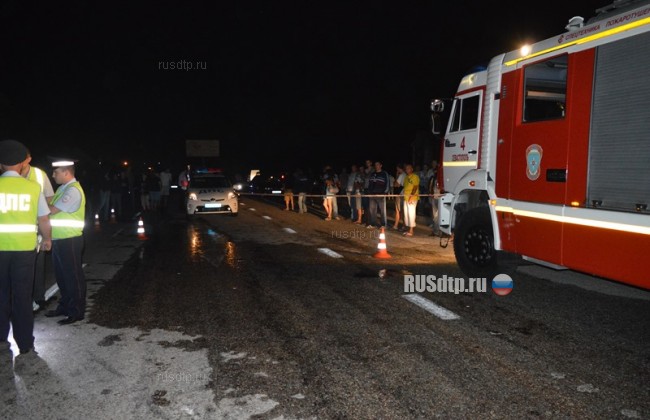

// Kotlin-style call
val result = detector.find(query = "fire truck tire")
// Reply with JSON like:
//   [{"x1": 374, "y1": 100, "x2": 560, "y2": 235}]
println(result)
[{"x1": 453, "y1": 206, "x2": 498, "y2": 278}]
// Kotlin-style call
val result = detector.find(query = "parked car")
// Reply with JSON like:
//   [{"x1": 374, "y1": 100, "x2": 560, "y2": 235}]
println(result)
[
  {"x1": 247, "y1": 174, "x2": 285, "y2": 195},
  {"x1": 186, "y1": 168, "x2": 238, "y2": 217}
]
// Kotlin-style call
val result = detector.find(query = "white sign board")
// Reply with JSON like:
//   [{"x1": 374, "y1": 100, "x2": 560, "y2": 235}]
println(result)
[
  {"x1": 248, "y1": 169, "x2": 261, "y2": 181},
  {"x1": 185, "y1": 140, "x2": 220, "y2": 157}
]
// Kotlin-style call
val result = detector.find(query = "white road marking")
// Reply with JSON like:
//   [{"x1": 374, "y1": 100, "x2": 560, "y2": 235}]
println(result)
[
  {"x1": 262, "y1": 215, "x2": 272, "y2": 220},
  {"x1": 221, "y1": 351, "x2": 247, "y2": 362},
  {"x1": 317, "y1": 248, "x2": 343, "y2": 258},
  {"x1": 283, "y1": 228, "x2": 296, "y2": 234},
  {"x1": 402, "y1": 294, "x2": 460, "y2": 320},
  {"x1": 249, "y1": 208, "x2": 256, "y2": 211}
]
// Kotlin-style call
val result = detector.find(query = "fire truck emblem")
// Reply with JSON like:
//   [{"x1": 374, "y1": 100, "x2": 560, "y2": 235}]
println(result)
[{"x1": 525, "y1": 144, "x2": 543, "y2": 181}]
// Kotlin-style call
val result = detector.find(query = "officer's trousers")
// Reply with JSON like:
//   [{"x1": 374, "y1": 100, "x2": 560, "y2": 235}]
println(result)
[
  {"x1": 0, "y1": 250, "x2": 36, "y2": 351},
  {"x1": 52, "y1": 235, "x2": 86, "y2": 320}
]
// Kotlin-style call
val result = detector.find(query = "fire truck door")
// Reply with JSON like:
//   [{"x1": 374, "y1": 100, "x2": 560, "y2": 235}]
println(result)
[
  {"x1": 506, "y1": 54, "x2": 571, "y2": 261},
  {"x1": 442, "y1": 90, "x2": 482, "y2": 192}
]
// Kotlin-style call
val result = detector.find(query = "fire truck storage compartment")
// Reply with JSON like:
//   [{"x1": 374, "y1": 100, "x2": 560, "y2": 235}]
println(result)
[{"x1": 587, "y1": 30, "x2": 650, "y2": 213}]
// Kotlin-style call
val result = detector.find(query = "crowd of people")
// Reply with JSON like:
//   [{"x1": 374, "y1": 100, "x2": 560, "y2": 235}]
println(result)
[
  {"x1": 280, "y1": 159, "x2": 441, "y2": 236},
  {"x1": 83, "y1": 163, "x2": 175, "y2": 223}
]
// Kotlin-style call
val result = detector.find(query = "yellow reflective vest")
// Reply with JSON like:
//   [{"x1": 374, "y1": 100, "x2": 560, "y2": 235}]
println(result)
[
  {"x1": 0, "y1": 176, "x2": 40, "y2": 251},
  {"x1": 51, "y1": 181, "x2": 85, "y2": 239},
  {"x1": 27, "y1": 166, "x2": 47, "y2": 192}
]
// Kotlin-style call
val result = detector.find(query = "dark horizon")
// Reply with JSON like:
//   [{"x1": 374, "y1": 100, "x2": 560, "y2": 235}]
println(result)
[{"x1": 0, "y1": 0, "x2": 611, "y2": 176}]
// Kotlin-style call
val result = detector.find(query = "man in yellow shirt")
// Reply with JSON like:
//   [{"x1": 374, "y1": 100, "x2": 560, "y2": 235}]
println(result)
[{"x1": 402, "y1": 163, "x2": 420, "y2": 237}]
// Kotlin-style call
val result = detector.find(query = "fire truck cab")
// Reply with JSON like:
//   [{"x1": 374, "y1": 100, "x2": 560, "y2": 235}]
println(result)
[{"x1": 434, "y1": 0, "x2": 650, "y2": 289}]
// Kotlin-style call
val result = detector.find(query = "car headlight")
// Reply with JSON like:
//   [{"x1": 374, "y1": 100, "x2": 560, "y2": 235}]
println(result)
[{"x1": 188, "y1": 192, "x2": 198, "y2": 201}]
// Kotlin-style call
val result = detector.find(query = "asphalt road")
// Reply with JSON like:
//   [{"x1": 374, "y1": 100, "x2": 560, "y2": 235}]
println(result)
[{"x1": 3, "y1": 196, "x2": 649, "y2": 419}]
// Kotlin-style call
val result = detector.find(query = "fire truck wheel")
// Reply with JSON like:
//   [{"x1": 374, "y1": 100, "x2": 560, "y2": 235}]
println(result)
[{"x1": 453, "y1": 206, "x2": 498, "y2": 278}]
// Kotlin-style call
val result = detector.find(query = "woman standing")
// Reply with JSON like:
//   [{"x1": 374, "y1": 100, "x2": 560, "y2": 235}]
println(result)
[{"x1": 323, "y1": 179, "x2": 338, "y2": 221}]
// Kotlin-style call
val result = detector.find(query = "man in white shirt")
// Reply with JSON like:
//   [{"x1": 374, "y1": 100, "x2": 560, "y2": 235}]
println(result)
[{"x1": 20, "y1": 151, "x2": 54, "y2": 310}]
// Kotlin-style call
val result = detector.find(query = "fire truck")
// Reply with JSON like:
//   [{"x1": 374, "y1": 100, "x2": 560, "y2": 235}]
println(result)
[{"x1": 432, "y1": 0, "x2": 650, "y2": 289}]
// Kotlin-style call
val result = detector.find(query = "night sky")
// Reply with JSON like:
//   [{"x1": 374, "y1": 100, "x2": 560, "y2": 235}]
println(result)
[{"x1": 0, "y1": 0, "x2": 609, "y2": 175}]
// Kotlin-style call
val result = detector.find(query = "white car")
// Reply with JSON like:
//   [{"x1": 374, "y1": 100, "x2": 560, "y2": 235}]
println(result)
[{"x1": 186, "y1": 171, "x2": 238, "y2": 217}]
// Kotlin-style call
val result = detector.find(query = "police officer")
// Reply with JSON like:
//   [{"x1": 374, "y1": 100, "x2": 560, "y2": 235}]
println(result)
[
  {"x1": 0, "y1": 140, "x2": 52, "y2": 354},
  {"x1": 45, "y1": 159, "x2": 86, "y2": 325},
  {"x1": 20, "y1": 150, "x2": 55, "y2": 310}
]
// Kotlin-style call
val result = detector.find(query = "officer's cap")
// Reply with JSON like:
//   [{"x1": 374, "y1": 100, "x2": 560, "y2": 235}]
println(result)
[
  {"x1": 51, "y1": 157, "x2": 79, "y2": 168},
  {"x1": 0, "y1": 139, "x2": 29, "y2": 166}
]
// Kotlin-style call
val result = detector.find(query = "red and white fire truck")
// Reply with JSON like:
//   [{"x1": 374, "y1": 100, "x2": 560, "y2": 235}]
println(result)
[{"x1": 433, "y1": 0, "x2": 650, "y2": 289}]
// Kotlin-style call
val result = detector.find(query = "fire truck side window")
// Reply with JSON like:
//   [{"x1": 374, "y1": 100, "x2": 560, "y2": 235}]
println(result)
[
  {"x1": 523, "y1": 54, "x2": 568, "y2": 122},
  {"x1": 449, "y1": 95, "x2": 479, "y2": 133},
  {"x1": 460, "y1": 95, "x2": 479, "y2": 131}
]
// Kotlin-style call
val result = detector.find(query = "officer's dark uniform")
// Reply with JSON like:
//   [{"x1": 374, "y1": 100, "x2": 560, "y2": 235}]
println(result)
[{"x1": 0, "y1": 140, "x2": 51, "y2": 353}]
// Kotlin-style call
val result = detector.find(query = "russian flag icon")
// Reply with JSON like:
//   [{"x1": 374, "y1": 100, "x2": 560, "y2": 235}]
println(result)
[{"x1": 492, "y1": 274, "x2": 513, "y2": 296}]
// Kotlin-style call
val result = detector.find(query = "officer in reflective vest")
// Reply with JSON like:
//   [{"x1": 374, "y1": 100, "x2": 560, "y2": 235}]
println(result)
[
  {"x1": 20, "y1": 150, "x2": 55, "y2": 309},
  {"x1": 45, "y1": 159, "x2": 86, "y2": 325},
  {"x1": 0, "y1": 140, "x2": 52, "y2": 355}
]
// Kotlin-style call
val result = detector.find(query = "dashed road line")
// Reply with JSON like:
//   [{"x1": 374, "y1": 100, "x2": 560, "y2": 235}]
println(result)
[
  {"x1": 262, "y1": 215, "x2": 272, "y2": 220},
  {"x1": 249, "y1": 208, "x2": 256, "y2": 211},
  {"x1": 402, "y1": 294, "x2": 460, "y2": 320},
  {"x1": 283, "y1": 228, "x2": 297, "y2": 234},
  {"x1": 317, "y1": 248, "x2": 343, "y2": 258}
]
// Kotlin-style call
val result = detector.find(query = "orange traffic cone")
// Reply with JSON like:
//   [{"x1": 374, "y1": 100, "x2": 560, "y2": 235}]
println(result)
[
  {"x1": 373, "y1": 227, "x2": 392, "y2": 259},
  {"x1": 137, "y1": 217, "x2": 146, "y2": 238}
]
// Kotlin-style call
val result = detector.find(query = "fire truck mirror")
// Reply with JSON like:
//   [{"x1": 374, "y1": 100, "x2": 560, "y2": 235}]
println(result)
[{"x1": 431, "y1": 99, "x2": 445, "y2": 112}]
